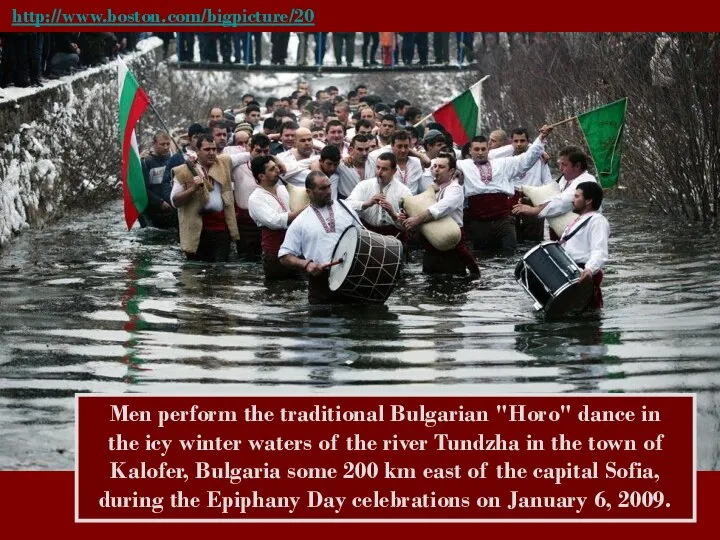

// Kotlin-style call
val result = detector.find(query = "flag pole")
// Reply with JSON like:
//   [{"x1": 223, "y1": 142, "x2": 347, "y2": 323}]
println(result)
[
  {"x1": 548, "y1": 115, "x2": 578, "y2": 129},
  {"x1": 413, "y1": 112, "x2": 434, "y2": 128},
  {"x1": 146, "y1": 101, "x2": 184, "y2": 153}
]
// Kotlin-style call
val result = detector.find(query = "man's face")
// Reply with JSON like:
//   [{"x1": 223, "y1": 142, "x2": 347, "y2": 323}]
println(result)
[
  {"x1": 559, "y1": 156, "x2": 582, "y2": 180},
  {"x1": 154, "y1": 137, "x2": 171, "y2": 157},
  {"x1": 281, "y1": 128, "x2": 296, "y2": 148},
  {"x1": 320, "y1": 159, "x2": 339, "y2": 177},
  {"x1": 334, "y1": 106, "x2": 348, "y2": 123},
  {"x1": 360, "y1": 108, "x2": 375, "y2": 122},
  {"x1": 298, "y1": 82, "x2": 309, "y2": 94},
  {"x1": 317, "y1": 92, "x2": 329, "y2": 102},
  {"x1": 357, "y1": 125, "x2": 372, "y2": 136},
  {"x1": 312, "y1": 112, "x2": 325, "y2": 126},
  {"x1": 432, "y1": 157, "x2": 452, "y2": 183},
  {"x1": 197, "y1": 140, "x2": 217, "y2": 166},
  {"x1": 308, "y1": 175, "x2": 332, "y2": 206},
  {"x1": 392, "y1": 139, "x2": 410, "y2": 161},
  {"x1": 296, "y1": 132, "x2": 314, "y2": 158},
  {"x1": 426, "y1": 140, "x2": 446, "y2": 158},
  {"x1": 380, "y1": 120, "x2": 395, "y2": 137},
  {"x1": 367, "y1": 137, "x2": 378, "y2": 151},
  {"x1": 511, "y1": 133, "x2": 529, "y2": 155},
  {"x1": 209, "y1": 108, "x2": 223, "y2": 122},
  {"x1": 488, "y1": 132, "x2": 505, "y2": 149},
  {"x1": 247, "y1": 111, "x2": 261, "y2": 125},
  {"x1": 212, "y1": 127, "x2": 228, "y2": 150},
  {"x1": 312, "y1": 129, "x2": 326, "y2": 142},
  {"x1": 357, "y1": 87, "x2": 368, "y2": 97},
  {"x1": 234, "y1": 131, "x2": 249, "y2": 147},
  {"x1": 262, "y1": 160, "x2": 280, "y2": 185},
  {"x1": 376, "y1": 159, "x2": 395, "y2": 184},
  {"x1": 326, "y1": 125, "x2": 345, "y2": 146},
  {"x1": 572, "y1": 188, "x2": 590, "y2": 213},
  {"x1": 350, "y1": 141, "x2": 370, "y2": 164},
  {"x1": 250, "y1": 144, "x2": 271, "y2": 157},
  {"x1": 469, "y1": 141, "x2": 489, "y2": 163},
  {"x1": 242, "y1": 96, "x2": 254, "y2": 106}
]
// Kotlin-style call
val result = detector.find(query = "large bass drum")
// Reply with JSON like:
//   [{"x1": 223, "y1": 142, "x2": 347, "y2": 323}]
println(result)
[
  {"x1": 514, "y1": 241, "x2": 593, "y2": 316},
  {"x1": 328, "y1": 226, "x2": 403, "y2": 303}
]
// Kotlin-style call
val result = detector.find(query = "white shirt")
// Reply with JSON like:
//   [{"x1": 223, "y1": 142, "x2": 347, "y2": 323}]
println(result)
[
  {"x1": 457, "y1": 136, "x2": 546, "y2": 197},
  {"x1": 561, "y1": 212, "x2": 610, "y2": 274},
  {"x1": 346, "y1": 177, "x2": 412, "y2": 227},
  {"x1": 248, "y1": 185, "x2": 291, "y2": 229},
  {"x1": 278, "y1": 200, "x2": 360, "y2": 265},
  {"x1": 223, "y1": 147, "x2": 256, "y2": 209},
  {"x1": 335, "y1": 160, "x2": 375, "y2": 198},
  {"x1": 428, "y1": 180, "x2": 464, "y2": 227},
  {"x1": 277, "y1": 149, "x2": 319, "y2": 187},
  {"x1": 538, "y1": 171, "x2": 599, "y2": 219}
]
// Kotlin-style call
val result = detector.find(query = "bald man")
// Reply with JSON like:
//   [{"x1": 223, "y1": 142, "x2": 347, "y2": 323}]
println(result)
[
  {"x1": 278, "y1": 127, "x2": 321, "y2": 187},
  {"x1": 488, "y1": 129, "x2": 508, "y2": 150}
]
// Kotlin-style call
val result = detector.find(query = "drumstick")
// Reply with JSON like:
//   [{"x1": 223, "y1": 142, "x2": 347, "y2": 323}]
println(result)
[{"x1": 323, "y1": 258, "x2": 344, "y2": 269}]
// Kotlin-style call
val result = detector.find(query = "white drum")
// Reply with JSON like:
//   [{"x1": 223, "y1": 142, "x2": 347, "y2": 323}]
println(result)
[{"x1": 328, "y1": 226, "x2": 403, "y2": 303}]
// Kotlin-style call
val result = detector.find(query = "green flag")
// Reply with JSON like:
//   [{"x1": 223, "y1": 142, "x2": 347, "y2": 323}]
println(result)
[{"x1": 577, "y1": 98, "x2": 627, "y2": 188}]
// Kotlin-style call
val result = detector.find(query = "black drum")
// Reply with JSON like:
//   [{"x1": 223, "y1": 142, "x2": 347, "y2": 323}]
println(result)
[{"x1": 514, "y1": 241, "x2": 593, "y2": 316}]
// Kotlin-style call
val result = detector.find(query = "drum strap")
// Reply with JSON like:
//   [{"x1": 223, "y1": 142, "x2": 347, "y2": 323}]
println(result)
[
  {"x1": 561, "y1": 214, "x2": 594, "y2": 244},
  {"x1": 337, "y1": 199, "x2": 366, "y2": 229}
]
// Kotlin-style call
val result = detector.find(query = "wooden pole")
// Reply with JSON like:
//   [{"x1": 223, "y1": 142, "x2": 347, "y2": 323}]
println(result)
[
  {"x1": 547, "y1": 116, "x2": 578, "y2": 129},
  {"x1": 413, "y1": 112, "x2": 434, "y2": 128}
]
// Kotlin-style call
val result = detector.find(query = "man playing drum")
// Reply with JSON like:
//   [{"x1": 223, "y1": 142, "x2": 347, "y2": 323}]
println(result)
[
  {"x1": 560, "y1": 181, "x2": 609, "y2": 309},
  {"x1": 278, "y1": 171, "x2": 362, "y2": 304},
  {"x1": 400, "y1": 152, "x2": 480, "y2": 276}
]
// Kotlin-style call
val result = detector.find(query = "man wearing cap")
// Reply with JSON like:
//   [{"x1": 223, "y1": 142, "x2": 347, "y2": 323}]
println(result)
[{"x1": 416, "y1": 129, "x2": 448, "y2": 192}]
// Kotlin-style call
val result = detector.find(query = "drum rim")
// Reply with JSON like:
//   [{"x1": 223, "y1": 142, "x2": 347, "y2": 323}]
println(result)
[{"x1": 328, "y1": 225, "x2": 359, "y2": 291}]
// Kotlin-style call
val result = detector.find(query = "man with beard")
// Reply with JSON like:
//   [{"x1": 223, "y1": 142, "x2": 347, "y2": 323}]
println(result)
[
  {"x1": 248, "y1": 155, "x2": 307, "y2": 280},
  {"x1": 346, "y1": 152, "x2": 411, "y2": 240},
  {"x1": 278, "y1": 171, "x2": 361, "y2": 304},
  {"x1": 560, "y1": 181, "x2": 609, "y2": 309},
  {"x1": 171, "y1": 135, "x2": 249, "y2": 262},
  {"x1": 400, "y1": 152, "x2": 479, "y2": 275},
  {"x1": 457, "y1": 126, "x2": 551, "y2": 256}
]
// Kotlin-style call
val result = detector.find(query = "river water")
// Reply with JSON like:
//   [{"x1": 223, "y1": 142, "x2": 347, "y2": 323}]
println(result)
[{"x1": 0, "y1": 194, "x2": 718, "y2": 470}]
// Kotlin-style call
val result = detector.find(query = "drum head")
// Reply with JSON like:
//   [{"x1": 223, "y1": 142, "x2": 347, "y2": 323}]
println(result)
[
  {"x1": 544, "y1": 278, "x2": 594, "y2": 317},
  {"x1": 328, "y1": 226, "x2": 359, "y2": 291}
]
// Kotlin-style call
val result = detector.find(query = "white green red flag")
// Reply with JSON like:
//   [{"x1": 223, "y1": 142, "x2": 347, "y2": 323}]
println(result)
[
  {"x1": 118, "y1": 59, "x2": 150, "y2": 230},
  {"x1": 432, "y1": 76, "x2": 488, "y2": 146}
]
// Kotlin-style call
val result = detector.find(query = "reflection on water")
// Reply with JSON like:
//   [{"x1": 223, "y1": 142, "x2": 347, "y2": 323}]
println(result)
[{"x1": 0, "y1": 197, "x2": 719, "y2": 470}]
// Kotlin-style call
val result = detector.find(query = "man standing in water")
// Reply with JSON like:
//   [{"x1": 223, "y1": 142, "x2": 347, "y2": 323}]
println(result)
[
  {"x1": 278, "y1": 171, "x2": 361, "y2": 304},
  {"x1": 560, "y1": 181, "x2": 609, "y2": 309}
]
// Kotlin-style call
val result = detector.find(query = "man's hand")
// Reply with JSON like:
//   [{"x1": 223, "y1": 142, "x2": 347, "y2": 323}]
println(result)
[
  {"x1": 512, "y1": 203, "x2": 539, "y2": 217},
  {"x1": 378, "y1": 199, "x2": 396, "y2": 219},
  {"x1": 404, "y1": 215, "x2": 422, "y2": 230},
  {"x1": 305, "y1": 261, "x2": 324, "y2": 276},
  {"x1": 364, "y1": 193, "x2": 384, "y2": 209},
  {"x1": 579, "y1": 268, "x2": 593, "y2": 282},
  {"x1": 539, "y1": 124, "x2": 553, "y2": 141}
]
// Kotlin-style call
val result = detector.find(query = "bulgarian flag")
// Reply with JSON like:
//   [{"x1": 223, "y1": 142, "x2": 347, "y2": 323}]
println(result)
[
  {"x1": 432, "y1": 76, "x2": 489, "y2": 146},
  {"x1": 118, "y1": 59, "x2": 150, "y2": 230}
]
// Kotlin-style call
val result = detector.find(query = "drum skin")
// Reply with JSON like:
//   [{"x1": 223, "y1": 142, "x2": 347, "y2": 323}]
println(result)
[
  {"x1": 402, "y1": 186, "x2": 461, "y2": 251},
  {"x1": 514, "y1": 241, "x2": 594, "y2": 316},
  {"x1": 521, "y1": 183, "x2": 576, "y2": 238},
  {"x1": 328, "y1": 226, "x2": 404, "y2": 303},
  {"x1": 286, "y1": 183, "x2": 310, "y2": 212}
]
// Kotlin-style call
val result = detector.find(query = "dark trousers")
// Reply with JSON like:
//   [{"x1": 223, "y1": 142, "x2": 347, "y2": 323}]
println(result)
[
  {"x1": 233, "y1": 32, "x2": 262, "y2": 64},
  {"x1": 271, "y1": 33, "x2": 290, "y2": 64},
  {"x1": 516, "y1": 215, "x2": 545, "y2": 243},
  {"x1": 178, "y1": 33, "x2": 195, "y2": 61},
  {"x1": 433, "y1": 32, "x2": 450, "y2": 63},
  {"x1": 186, "y1": 230, "x2": 231, "y2": 263},
  {"x1": 466, "y1": 215, "x2": 517, "y2": 256},
  {"x1": 455, "y1": 32, "x2": 475, "y2": 62},
  {"x1": 362, "y1": 33, "x2": 379, "y2": 64},
  {"x1": 262, "y1": 253, "x2": 302, "y2": 281},
  {"x1": 333, "y1": 32, "x2": 356, "y2": 65}
]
